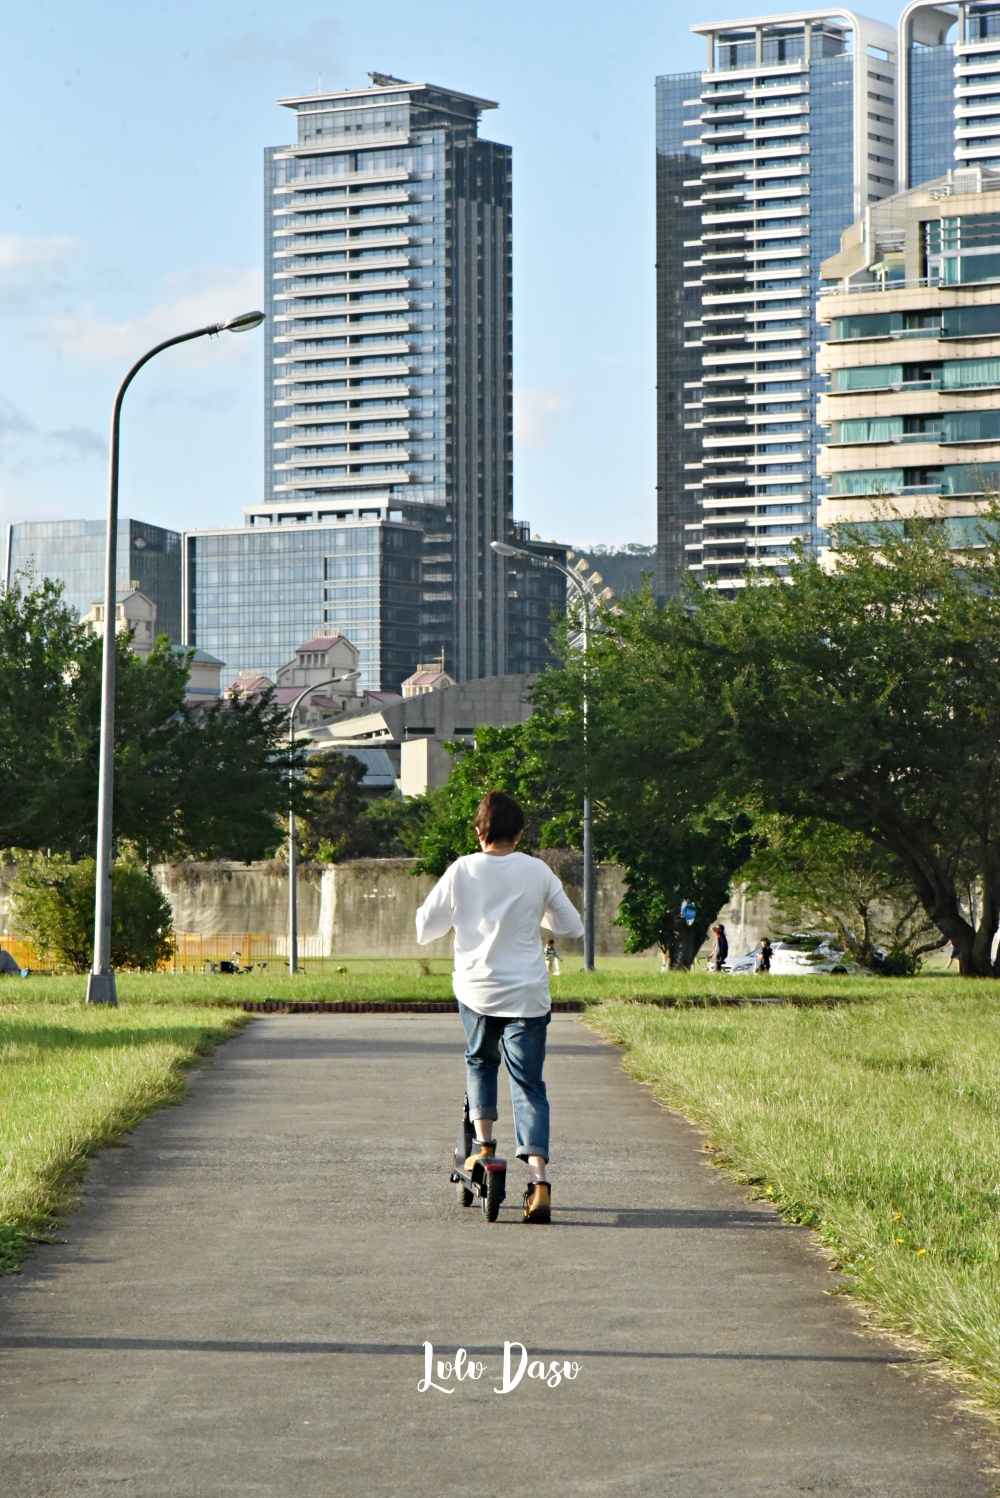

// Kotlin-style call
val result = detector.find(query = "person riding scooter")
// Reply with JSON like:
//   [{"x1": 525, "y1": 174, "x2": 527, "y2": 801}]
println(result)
[{"x1": 415, "y1": 791, "x2": 584, "y2": 1224}]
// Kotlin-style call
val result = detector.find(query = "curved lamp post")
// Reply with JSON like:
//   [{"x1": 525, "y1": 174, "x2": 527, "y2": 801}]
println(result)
[
  {"x1": 86, "y1": 311, "x2": 266, "y2": 1006},
  {"x1": 286, "y1": 673, "x2": 360, "y2": 974},
  {"x1": 491, "y1": 539, "x2": 602, "y2": 971}
]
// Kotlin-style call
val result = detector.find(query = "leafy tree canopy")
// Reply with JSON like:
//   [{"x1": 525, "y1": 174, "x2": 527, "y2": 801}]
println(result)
[
  {"x1": 561, "y1": 517, "x2": 1000, "y2": 976},
  {"x1": 741, "y1": 812, "x2": 943, "y2": 973},
  {"x1": 0, "y1": 575, "x2": 291, "y2": 863},
  {"x1": 410, "y1": 722, "x2": 582, "y2": 877}
]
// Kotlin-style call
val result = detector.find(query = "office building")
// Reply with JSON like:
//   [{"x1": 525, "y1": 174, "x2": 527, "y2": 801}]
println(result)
[
  {"x1": 504, "y1": 524, "x2": 568, "y2": 675},
  {"x1": 262, "y1": 73, "x2": 512, "y2": 680},
  {"x1": 657, "y1": 8, "x2": 897, "y2": 591},
  {"x1": 817, "y1": 165, "x2": 1000, "y2": 544},
  {"x1": 183, "y1": 515, "x2": 423, "y2": 691},
  {"x1": 4, "y1": 518, "x2": 182, "y2": 643}
]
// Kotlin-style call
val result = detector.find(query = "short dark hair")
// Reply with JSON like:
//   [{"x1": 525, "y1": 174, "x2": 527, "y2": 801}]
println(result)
[{"x1": 475, "y1": 790, "x2": 525, "y2": 846}]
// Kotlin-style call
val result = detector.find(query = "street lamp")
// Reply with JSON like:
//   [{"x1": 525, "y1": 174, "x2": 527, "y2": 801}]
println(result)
[
  {"x1": 86, "y1": 311, "x2": 266, "y2": 1006},
  {"x1": 286, "y1": 673, "x2": 360, "y2": 975},
  {"x1": 491, "y1": 538, "x2": 602, "y2": 971}
]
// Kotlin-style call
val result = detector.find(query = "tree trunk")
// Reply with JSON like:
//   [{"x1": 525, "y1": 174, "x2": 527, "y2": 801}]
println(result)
[{"x1": 669, "y1": 921, "x2": 706, "y2": 970}]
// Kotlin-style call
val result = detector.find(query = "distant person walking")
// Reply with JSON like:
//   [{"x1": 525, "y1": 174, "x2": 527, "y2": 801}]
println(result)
[
  {"x1": 415, "y1": 791, "x2": 584, "y2": 1224},
  {"x1": 709, "y1": 923, "x2": 729, "y2": 972},
  {"x1": 544, "y1": 938, "x2": 561, "y2": 977},
  {"x1": 759, "y1": 937, "x2": 773, "y2": 974}
]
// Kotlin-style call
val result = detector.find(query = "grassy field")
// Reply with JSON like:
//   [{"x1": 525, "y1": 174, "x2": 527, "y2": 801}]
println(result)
[
  {"x1": 2, "y1": 959, "x2": 996, "y2": 1007},
  {"x1": 0, "y1": 1003, "x2": 250, "y2": 1273},
  {"x1": 588, "y1": 991, "x2": 1000, "y2": 1413}
]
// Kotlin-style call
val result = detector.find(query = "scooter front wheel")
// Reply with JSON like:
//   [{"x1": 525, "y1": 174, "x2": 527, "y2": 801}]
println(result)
[
  {"x1": 482, "y1": 1167, "x2": 505, "y2": 1222},
  {"x1": 456, "y1": 1182, "x2": 474, "y2": 1207}
]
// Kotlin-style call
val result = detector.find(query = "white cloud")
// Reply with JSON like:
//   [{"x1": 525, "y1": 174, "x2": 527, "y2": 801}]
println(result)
[
  {"x1": 0, "y1": 235, "x2": 78, "y2": 316},
  {"x1": 514, "y1": 381, "x2": 576, "y2": 451},
  {"x1": 208, "y1": 19, "x2": 344, "y2": 84},
  {"x1": 0, "y1": 395, "x2": 34, "y2": 442},
  {"x1": 29, "y1": 267, "x2": 264, "y2": 370},
  {"x1": 0, "y1": 390, "x2": 105, "y2": 475}
]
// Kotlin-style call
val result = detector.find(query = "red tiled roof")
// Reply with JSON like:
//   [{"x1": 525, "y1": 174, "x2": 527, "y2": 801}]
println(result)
[
  {"x1": 296, "y1": 635, "x2": 345, "y2": 653},
  {"x1": 227, "y1": 675, "x2": 272, "y2": 697},
  {"x1": 270, "y1": 687, "x2": 341, "y2": 706}
]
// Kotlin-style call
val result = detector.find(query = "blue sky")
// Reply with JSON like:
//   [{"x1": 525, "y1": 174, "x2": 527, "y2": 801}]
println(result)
[{"x1": 0, "y1": 0, "x2": 900, "y2": 548}]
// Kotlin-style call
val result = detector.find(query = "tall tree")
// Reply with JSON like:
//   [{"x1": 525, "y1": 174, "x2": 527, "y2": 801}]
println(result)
[
  {"x1": 567, "y1": 517, "x2": 1000, "y2": 977},
  {"x1": 607, "y1": 809, "x2": 751, "y2": 969},
  {"x1": 410, "y1": 723, "x2": 581, "y2": 876},
  {"x1": 0, "y1": 577, "x2": 291, "y2": 862},
  {"x1": 740, "y1": 813, "x2": 944, "y2": 972}
]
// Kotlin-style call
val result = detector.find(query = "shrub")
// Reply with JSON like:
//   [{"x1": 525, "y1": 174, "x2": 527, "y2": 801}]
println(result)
[{"x1": 10, "y1": 855, "x2": 175, "y2": 973}]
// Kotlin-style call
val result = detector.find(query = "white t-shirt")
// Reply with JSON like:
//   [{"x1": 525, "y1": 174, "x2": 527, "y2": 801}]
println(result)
[{"x1": 415, "y1": 851, "x2": 585, "y2": 1017}]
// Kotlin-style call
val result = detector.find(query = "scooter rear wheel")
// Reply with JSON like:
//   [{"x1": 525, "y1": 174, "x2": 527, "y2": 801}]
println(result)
[
  {"x1": 456, "y1": 1183, "x2": 474, "y2": 1207},
  {"x1": 482, "y1": 1169, "x2": 504, "y2": 1222}
]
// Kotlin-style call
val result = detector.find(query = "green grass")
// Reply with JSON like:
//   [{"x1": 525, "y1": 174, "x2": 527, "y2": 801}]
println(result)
[
  {"x1": 3, "y1": 960, "x2": 996, "y2": 1008},
  {"x1": 0, "y1": 1003, "x2": 251, "y2": 1273},
  {"x1": 588, "y1": 992, "x2": 1000, "y2": 1413}
]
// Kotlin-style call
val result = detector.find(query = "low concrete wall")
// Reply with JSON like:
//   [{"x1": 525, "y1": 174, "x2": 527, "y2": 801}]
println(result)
[
  {"x1": 153, "y1": 861, "x2": 323, "y2": 939},
  {"x1": 153, "y1": 855, "x2": 632, "y2": 959}
]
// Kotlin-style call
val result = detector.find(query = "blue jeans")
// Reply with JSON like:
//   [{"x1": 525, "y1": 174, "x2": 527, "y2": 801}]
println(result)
[{"x1": 458, "y1": 1004, "x2": 551, "y2": 1162}]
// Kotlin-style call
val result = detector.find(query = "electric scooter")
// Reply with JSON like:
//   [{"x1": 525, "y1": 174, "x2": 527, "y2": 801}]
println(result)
[{"x1": 449, "y1": 1097, "x2": 507, "y2": 1221}]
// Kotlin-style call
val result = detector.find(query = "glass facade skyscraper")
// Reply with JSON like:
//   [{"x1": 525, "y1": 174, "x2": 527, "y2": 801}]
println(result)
[
  {"x1": 184, "y1": 518, "x2": 422, "y2": 691},
  {"x1": 4, "y1": 517, "x2": 182, "y2": 643},
  {"x1": 657, "y1": 9, "x2": 897, "y2": 591},
  {"x1": 262, "y1": 74, "x2": 513, "y2": 680}
]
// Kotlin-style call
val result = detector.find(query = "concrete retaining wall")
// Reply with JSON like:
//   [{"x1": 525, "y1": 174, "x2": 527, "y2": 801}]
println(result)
[{"x1": 153, "y1": 855, "x2": 632, "y2": 958}]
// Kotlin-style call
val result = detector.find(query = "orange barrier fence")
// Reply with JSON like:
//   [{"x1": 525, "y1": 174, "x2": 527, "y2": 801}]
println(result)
[
  {"x1": 171, "y1": 932, "x2": 294, "y2": 971},
  {"x1": 0, "y1": 933, "x2": 319, "y2": 975},
  {"x1": 0, "y1": 937, "x2": 40, "y2": 971}
]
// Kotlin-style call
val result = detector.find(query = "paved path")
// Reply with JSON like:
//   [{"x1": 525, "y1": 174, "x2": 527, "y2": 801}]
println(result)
[{"x1": 0, "y1": 1014, "x2": 994, "y2": 1497}]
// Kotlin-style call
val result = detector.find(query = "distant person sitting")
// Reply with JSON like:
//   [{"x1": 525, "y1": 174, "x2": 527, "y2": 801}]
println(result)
[
  {"x1": 759, "y1": 937, "x2": 773, "y2": 974},
  {"x1": 0, "y1": 949, "x2": 23, "y2": 976},
  {"x1": 709, "y1": 923, "x2": 728, "y2": 972},
  {"x1": 544, "y1": 939, "x2": 561, "y2": 977}
]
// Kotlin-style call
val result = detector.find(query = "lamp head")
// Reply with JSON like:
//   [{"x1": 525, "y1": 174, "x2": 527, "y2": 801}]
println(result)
[
  {"x1": 490, "y1": 541, "x2": 519, "y2": 557},
  {"x1": 223, "y1": 310, "x2": 266, "y2": 333}
]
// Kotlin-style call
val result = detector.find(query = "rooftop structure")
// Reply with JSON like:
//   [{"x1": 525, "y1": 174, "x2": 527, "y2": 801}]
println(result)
[
  {"x1": 401, "y1": 655, "x2": 455, "y2": 696},
  {"x1": 81, "y1": 588, "x2": 159, "y2": 659}
]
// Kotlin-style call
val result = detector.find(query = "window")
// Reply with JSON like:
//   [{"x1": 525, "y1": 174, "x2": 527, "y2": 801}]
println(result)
[
  {"x1": 942, "y1": 356, "x2": 1000, "y2": 387},
  {"x1": 832, "y1": 365, "x2": 902, "y2": 390}
]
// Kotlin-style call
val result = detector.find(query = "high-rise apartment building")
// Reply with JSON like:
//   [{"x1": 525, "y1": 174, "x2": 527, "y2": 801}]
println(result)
[
  {"x1": 817, "y1": 167, "x2": 1000, "y2": 546},
  {"x1": 655, "y1": 72, "x2": 704, "y2": 599},
  {"x1": 4, "y1": 518, "x2": 182, "y2": 643},
  {"x1": 262, "y1": 74, "x2": 512, "y2": 680},
  {"x1": 656, "y1": 9, "x2": 897, "y2": 592},
  {"x1": 900, "y1": 4, "x2": 1000, "y2": 188}
]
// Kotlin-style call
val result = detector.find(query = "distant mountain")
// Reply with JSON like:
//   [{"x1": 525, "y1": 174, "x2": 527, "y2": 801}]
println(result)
[{"x1": 569, "y1": 544, "x2": 655, "y2": 600}]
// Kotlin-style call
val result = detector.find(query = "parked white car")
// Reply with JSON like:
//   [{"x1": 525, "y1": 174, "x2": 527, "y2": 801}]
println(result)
[{"x1": 723, "y1": 934, "x2": 854, "y2": 976}]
